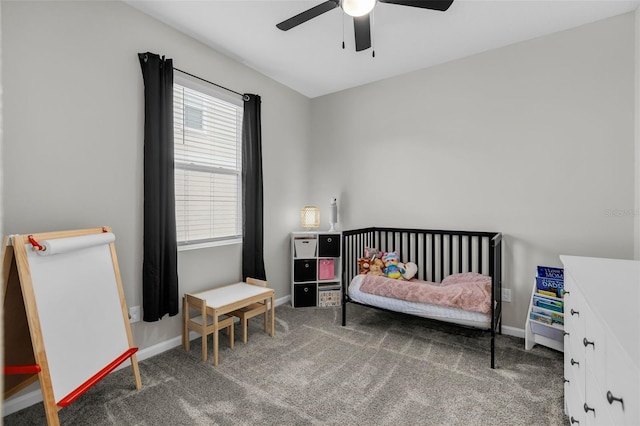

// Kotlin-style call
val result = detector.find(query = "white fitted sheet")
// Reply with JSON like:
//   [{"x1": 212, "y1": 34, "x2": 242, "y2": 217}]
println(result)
[{"x1": 348, "y1": 275, "x2": 491, "y2": 329}]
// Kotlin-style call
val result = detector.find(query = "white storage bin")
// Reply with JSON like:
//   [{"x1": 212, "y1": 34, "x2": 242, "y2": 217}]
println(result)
[{"x1": 294, "y1": 239, "x2": 317, "y2": 258}]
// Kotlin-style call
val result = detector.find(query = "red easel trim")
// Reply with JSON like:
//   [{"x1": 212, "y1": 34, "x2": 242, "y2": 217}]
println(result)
[
  {"x1": 5, "y1": 365, "x2": 42, "y2": 375},
  {"x1": 57, "y1": 347, "x2": 138, "y2": 408},
  {"x1": 27, "y1": 235, "x2": 44, "y2": 251}
]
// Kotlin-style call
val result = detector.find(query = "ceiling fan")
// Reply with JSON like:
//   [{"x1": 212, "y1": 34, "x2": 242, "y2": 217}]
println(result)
[{"x1": 276, "y1": 0, "x2": 454, "y2": 52}]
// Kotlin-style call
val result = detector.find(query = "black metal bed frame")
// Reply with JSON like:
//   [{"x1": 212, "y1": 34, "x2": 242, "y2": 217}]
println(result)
[{"x1": 341, "y1": 227, "x2": 503, "y2": 368}]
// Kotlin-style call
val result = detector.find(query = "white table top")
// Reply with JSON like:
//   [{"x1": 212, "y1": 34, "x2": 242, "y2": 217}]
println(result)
[{"x1": 193, "y1": 282, "x2": 273, "y2": 309}]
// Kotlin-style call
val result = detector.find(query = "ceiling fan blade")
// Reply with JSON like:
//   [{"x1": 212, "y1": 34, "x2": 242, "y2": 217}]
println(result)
[
  {"x1": 353, "y1": 14, "x2": 371, "y2": 52},
  {"x1": 276, "y1": 1, "x2": 339, "y2": 31},
  {"x1": 378, "y1": 0, "x2": 454, "y2": 11}
]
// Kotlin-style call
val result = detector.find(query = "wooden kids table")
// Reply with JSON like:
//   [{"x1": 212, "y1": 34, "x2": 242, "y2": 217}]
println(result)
[{"x1": 182, "y1": 281, "x2": 275, "y2": 365}]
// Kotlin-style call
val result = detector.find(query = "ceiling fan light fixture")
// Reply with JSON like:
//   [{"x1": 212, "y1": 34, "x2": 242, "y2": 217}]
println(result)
[{"x1": 342, "y1": 0, "x2": 376, "y2": 17}]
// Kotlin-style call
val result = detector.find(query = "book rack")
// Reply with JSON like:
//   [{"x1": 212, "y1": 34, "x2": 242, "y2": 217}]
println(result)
[{"x1": 524, "y1": 265, "x2": 564, "y2": 352}]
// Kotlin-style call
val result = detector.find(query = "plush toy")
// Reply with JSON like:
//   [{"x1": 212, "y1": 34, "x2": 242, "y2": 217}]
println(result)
[
  {"x1": 364, "y1": 247, "x2": 382, "y2": 259},
  {"x1": 399, "y1": 262, "x2": 418, "y2": 280},
  {"x1": 358, "y1": 257, "x2": 371, "y2": 274},
  {"x1": 382, "y1": 252, "x2": 404, "y2": 280},
  {"x1": 358, "y1": 257, "x2": 386, "y2": 276},
  {"x1": 369, "y1": 258, "x2": 385, "y2": 276}
]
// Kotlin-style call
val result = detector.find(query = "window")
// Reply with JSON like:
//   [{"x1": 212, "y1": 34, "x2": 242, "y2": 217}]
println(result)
[{"x1": 173, "y1": 75, "x2": 243, "y2": 248}]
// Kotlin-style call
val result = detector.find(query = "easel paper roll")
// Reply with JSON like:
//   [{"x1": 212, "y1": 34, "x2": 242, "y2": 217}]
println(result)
[{"x1": 36, "y1": 233, "x2": 116, "y2": 256}]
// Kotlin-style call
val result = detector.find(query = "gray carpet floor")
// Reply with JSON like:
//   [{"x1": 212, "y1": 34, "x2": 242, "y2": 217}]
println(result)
[{"x1": 4, "y1": 304, "x2": 566, "y2": 425}]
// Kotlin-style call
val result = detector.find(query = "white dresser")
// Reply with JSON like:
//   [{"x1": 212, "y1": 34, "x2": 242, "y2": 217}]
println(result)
[{"x1": 561, "y1": 255, "x2": 639, "y2": 425}]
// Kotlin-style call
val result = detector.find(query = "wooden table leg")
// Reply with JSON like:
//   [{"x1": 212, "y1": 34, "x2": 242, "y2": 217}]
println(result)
[
  {"x1": 270, "y1": 295, "x2": 275, "y2": 337},
  {"x1": 213, "y1": 313, "x2": 219, "y2": 366},
  {"x1": 182, "y1": 297, "x2": 189, "y2": 351}
]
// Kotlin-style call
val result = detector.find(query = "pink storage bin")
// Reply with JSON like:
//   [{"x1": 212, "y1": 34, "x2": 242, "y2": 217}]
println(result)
[{"x1": 318, "y1": 259, "x2": 335, "y2": 280}]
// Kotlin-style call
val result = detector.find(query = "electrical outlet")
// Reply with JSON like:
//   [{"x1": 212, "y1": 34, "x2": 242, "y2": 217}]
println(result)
[
  {"x1": 502, "y1": 288, "x2": 512, "y2": 303},
  {"x1": 129, "y1": 306, "x2": 140, "y2": 323}
]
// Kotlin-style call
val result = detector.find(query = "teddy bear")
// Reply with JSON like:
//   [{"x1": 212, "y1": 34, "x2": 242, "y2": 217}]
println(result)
[
  {"x1": 382, "y1": 252, "x2": 404, "y2": 280},
  {"x1": 368, "y1": 258, "x2": 385, "y2": 276},
  {"x1": 358, "y1": 257, "x2": 385, "y2": 276},
  {"x1": 358, "y1": 257, "x2": 371, "y2": 274}
]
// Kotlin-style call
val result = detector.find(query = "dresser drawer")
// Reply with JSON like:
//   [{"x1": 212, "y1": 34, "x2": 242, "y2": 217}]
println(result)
[
  {"x1": 605, "y1": 337, "x2": 640, "y2": 425},
  {"x1": 585, "y1": 373, "x2": 614, "y2": 425},
  {"x1": 584, "y1": 311, "x2": 607, "y2": 391},
  {"x1": 566, "y1": 347, "x2": 585, "y2": 395},
  {"x1": 564, "y1": 283, "x2": 584, "y2": 342},
  {"x1": 566, "y1": 381, "x2": 585, "y2": 426}
]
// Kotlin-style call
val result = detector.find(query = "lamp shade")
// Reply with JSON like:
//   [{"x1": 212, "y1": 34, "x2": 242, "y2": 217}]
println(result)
[
  {"x1": 301, "y1": 206, "x2": 320, "y2": 229},
  {"x1": 342, "y1": 0, "x2": 376, "y2": 17}
]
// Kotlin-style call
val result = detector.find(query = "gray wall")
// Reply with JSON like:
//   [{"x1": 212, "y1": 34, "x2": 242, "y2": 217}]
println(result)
[
  {"x1": 309, "y1": 13, "x2": 636, "y2": 329},
  {"x1": 2, "y1": 1, "x2": 310, "y2": 350},
  {"x1": 636, "y1": 9, "x2": 640, "y2": 260},
  {"x1": 1, "y1": 2, "x2": 636, "y2": 346}
]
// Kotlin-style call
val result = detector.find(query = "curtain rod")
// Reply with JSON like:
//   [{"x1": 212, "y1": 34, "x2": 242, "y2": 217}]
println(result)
[{"x1": 174, "y1": 67, "x2": 248, "y2": 101}]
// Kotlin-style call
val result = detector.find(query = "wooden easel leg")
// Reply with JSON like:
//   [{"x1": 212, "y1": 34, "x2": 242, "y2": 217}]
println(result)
[
  {"x1": 40, "y1": 372, "x2": 60, "y2": 426},
  {"x1": 129, "y1": 353, "x2": 142, "y2": 389}
]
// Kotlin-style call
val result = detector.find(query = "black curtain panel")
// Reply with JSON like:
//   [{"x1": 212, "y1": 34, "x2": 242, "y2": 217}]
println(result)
[
  {"x1": 138, "y1": 52, "x2": 179, "y2": 321},
  {"x1": 242, "y1": 94, "x2": 267, "y2": 281}
]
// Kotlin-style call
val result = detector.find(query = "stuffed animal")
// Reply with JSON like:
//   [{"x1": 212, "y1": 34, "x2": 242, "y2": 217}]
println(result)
[
  {"x1": 358, "y1": 256, "x2": 386, "y2": 276},
  {"x1": 369, "y1": 258, "x2": 385, "y2": 276},
  {"x1": 399, "y1": 262, "x2": 418, "y2": 280},
  {"x1": 382, "y1": 252, "x2": 404, "y2": 280},
  {"x1": 357, "y1": 257, "x2": 383, "y2": 275},
  {"x1": 364, "y1": 247, "x2": 382, "y2": 259},
  {"x1": 358, "y1": 257, "x2": 371, "y2": 274}
]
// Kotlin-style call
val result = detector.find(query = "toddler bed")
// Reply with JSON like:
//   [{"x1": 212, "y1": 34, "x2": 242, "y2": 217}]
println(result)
[{"x1": 341, "y1": 227, "x2": 503, "y2": 368}]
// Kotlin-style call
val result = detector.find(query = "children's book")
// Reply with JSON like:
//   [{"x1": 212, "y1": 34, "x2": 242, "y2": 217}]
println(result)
[
  {"x1": 536, "y1": 266, "x2": 564, "y2": 280},
  {"x1": 536, "y1": 276, "x2": 564, "y2": 298}
]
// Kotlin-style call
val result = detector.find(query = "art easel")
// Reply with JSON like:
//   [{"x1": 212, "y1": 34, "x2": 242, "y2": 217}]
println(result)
[{"x1": 2, "y1": 227, "x2": 141, "y2": 425}]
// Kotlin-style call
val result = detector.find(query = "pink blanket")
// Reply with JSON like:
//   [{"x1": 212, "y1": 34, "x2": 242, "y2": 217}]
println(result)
[{"x1": 358, "y1": 273, "x2": 492, "y2": 314}]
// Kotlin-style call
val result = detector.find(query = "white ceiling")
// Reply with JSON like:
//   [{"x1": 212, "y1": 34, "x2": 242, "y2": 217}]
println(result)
[{"x1": 126, "y1": 0, "x2": 640, "y2": 98}]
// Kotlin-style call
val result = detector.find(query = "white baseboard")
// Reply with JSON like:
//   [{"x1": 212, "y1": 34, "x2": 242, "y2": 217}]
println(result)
[
  {"x1": 501, "y1": 325, "x2": 525, "y2": 339},
  {"x1": 2, "y1": 295, "x2": 292, "y2": 417}
]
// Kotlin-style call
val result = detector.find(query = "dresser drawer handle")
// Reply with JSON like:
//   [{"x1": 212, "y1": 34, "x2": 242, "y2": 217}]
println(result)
[
  {"x1": 570, "y1": 416, "x2": 579, "y2": 424},
  {"x1": 563, "y1": 331, "x2": 570, "y2": 337},
  {"x1": 571, "y1": 309, "x2": 579, "y2": 316},
  {"x1": 583, "y1": 403, "x2": 595, "y2": 415},
  {"x1": 582, "y1": 338, "x2": 595, "y2": 348},
  {"x1": 606, "y1": 391, "x2": 624, "y2": 408},
  {"x1": 571, "y1": 358, "x2": 579, "y2": 367},
  {"x1": 564, "y1": 290, "x2": 570, "y2": 295},
  {"x1": 564, "y1": 378, "x2": 570, "y2": 384}
]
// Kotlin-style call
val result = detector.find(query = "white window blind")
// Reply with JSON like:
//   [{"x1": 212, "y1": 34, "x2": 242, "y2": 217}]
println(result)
[{"x1": 173, "y1": 80, "x2": 243, "y2": 247}]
